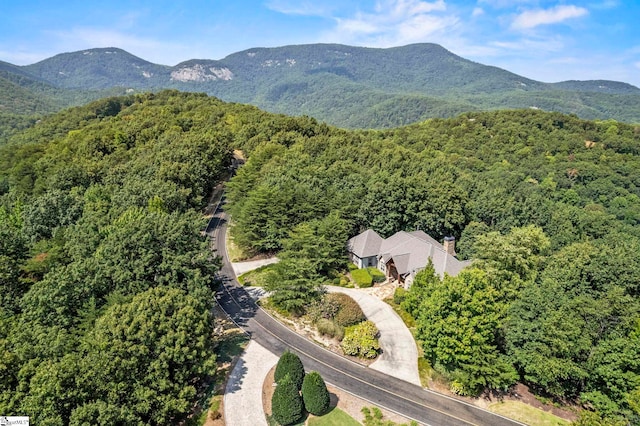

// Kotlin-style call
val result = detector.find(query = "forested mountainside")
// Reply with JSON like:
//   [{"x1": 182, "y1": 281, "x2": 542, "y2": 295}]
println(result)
[
  {"x1": 3, "y1": 43, "x2": 640, "y2": 128},
  {"x1": 1, "y1": 91, "x2": 639, "y2": 424}
]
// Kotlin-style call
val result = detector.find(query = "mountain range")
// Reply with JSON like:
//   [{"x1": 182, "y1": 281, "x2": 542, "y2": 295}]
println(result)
[{"x1": 2, "y1": 43, "x2": 640, "y2": 128}]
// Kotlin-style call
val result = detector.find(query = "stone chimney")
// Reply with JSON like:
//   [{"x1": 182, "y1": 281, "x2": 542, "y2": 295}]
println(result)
[{"x1": 443, "y1": 236, "x2": 456, "y2": 256}]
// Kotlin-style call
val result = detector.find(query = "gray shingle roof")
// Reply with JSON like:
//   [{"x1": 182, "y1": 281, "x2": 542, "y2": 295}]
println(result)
[
  {"x1": 348, "y1": 229, "x2": 470, "y2": 278},
  {"x1": 347, "y1": 229, "x2": 383, "y2": 258}
]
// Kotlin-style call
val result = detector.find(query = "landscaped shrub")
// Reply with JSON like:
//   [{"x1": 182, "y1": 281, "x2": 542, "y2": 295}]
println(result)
[
  {"x1": 316, "y1": 318, "x2": 344, "y2": 340},
  {"x1": 301, "y1": 371, "x2": 330, "y2": 416},
  {"x1": 351, "y1": 268, "x2": 373, "y2": 288},
  {"x1": 393, "y1": 287, "x2": 407, "y2": 305},
  {"x1": 341, "y1": 321, "x2": 380, "y2": 358},
  {"x1": 271, "y1": 374, "x2": 304, "y2": 425},
  {"x1": 367, "y1": 267, "x2": 386, "y2": 283},
  {"x1": 274, "y1": 351, "x2": 305, "y2": 390},
  {"x1": 328, "y1": 293, "x2": 366, "y2": 327},
  {"x1": 307, "y1": 297, "x2": 340, "y2": 323},
  {"x1": 361, "y1": 406, "x2": 419, "y2": 426}
]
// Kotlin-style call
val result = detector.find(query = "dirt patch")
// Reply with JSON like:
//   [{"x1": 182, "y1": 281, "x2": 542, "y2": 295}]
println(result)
[
  {"x1": 262, "y1": 365, "x2": 413, "y2": 425},
  {"x1": 423, "y1": 379, "x2": 577, "y2": 423},
  {"x1": 492, "y1": 383, "x2": 578, "y2": 422}
]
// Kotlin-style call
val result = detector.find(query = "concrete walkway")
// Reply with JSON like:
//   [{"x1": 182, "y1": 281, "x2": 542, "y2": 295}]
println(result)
[
  {"x1": 231, "y1": 258, "x2": 279, "y2": 277},
  {"x1": 327, "y1": 286, "x2": 421, "y2": 386},
  {"x1": 224, "y1": 340, "x2": 279, "y2": 426}
]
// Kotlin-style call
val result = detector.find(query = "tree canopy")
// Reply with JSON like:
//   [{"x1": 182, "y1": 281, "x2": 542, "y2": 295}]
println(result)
[{"x1": 2, "y1": 91, "x2": 640, "y2": 423}]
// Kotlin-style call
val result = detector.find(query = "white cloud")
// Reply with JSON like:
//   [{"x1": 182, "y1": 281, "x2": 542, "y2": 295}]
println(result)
[
  {"x1": 490, "y1": 37, "x2": 565, "y2": 53},
  {"x1": 635, "y1": 61, "x2": 640, "y2": 70},
  {"x1": 265, "y1": 1, "x2": 333, "y2": 16},
  {"x1": 511, "y1": 5, "x2": 589, "y2": 30},
  {"x1": 472, "y1": 7, "x2": 484, "y2": 17},
  {"x1": 322, "y1": 0, "x2": 458, "y2": 47},
  {"x1": 478, "y1": 0, "x2": 536, "y2": 9},
  {"x1": 589, "y1": 0, "x2": 619, "y2": 10}
]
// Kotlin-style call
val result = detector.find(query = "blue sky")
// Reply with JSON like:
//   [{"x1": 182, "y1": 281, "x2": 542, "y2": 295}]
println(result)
[{"x1": 1, "y1": 0, "x2": 639, "y2": 86}]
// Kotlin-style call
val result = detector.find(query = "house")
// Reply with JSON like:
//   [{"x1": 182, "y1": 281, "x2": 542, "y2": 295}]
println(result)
[
  {"x1": 347, "y1": 229, "x2": 383, "y2": 269},
  {"x1": 347, "y1": 229, "x2": 472, "y2": 288}
]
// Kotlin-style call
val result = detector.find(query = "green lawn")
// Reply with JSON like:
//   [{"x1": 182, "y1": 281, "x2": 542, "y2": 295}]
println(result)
[
  {"x1": 488, "y1": 401, "x2": 570, "y2": 426},
  {"x1": 417, "y1": 358, "x2": 433, "y2": 388},
  {"x1": 237, "y1": 263, "x2": 277, "y2": 286},
  {"x1": 308, "y1": 408, "x2": 361, "y2": 426},
  {"x1": 225, "y1": 224, "x2": 247, "y2": 262}
]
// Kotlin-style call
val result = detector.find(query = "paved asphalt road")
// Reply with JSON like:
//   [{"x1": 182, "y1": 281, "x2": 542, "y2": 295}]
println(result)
[{"x1": 207, "y1": 197, "x2": 523, "y2": 426}]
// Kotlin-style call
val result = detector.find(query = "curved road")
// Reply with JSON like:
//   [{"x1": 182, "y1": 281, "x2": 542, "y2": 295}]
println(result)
[{"x1": 208, "y1": 197, "x2": 522, "y2": 426}]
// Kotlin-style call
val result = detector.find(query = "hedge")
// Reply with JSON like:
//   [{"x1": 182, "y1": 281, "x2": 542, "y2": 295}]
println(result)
[
  {"x1": 367, "y1": 267, "x2": 386, "y2": 283},
  {"x1": 351, "y1": 268, "x2": 373, "y2": 288}
]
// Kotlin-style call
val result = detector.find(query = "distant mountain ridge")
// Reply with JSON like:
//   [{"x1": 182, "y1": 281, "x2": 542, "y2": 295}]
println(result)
[{"x1": 3, "y1": 43, "x2": 640, "y2": 127}]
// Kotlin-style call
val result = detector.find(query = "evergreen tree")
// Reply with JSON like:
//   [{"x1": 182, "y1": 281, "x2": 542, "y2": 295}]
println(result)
[
  {"x1": 301, "y1": 371, "x2": 330, "y2": 416},
  {"x1": 271, "y1": 374, "x2": 304, "y2": 426},
  {"x1": 274, "y1": 351, "x2": 306, "y2": 390}
]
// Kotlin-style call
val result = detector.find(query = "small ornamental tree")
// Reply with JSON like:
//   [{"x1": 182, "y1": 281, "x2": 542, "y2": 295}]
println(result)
[
  {"x1": 274, "y1": 350, "x2": 306, "y2": 390},
  {"x1": 301, "y1": 371, "x2": 330, "y2": 416},
  {"x1": 271, "y1": 374, "x2": 304, "y2": 426}
]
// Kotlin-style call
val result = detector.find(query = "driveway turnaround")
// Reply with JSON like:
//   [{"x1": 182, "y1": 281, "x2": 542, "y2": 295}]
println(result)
[
  {"x1": 327, "y1": 286, "x2": 421, "y2": 386},
  {"x1": 224, "y1": 340, "x2": 278, "y2": 426}
]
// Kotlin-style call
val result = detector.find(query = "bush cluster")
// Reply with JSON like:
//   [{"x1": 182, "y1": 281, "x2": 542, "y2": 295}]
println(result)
[
  {"x1": 341, "y1": 320, "x2": 380, "y2": 358},
  {"x1": 307, "y1": 297, "x2": 340, "y2": 323},
  {"x1": 393, "y1": 287, "x2": 407, "y2": 305},
  {"x1": 271, "y1": 352, "x2": 331, "y2": 424},
  {"x1": 351, "y1": 268, "x2": 373, "y2": 288},
  {"x1": 316, "y1": 318, "x2": 345, "y2": 340},
  {"x1": 329, "y1": 293, "x2": 366, "y2": 327}
]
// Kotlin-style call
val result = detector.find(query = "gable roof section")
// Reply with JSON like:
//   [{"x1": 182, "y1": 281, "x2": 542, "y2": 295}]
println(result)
[
  {"x1": 409, "y1": 230, "x2": 441, "y2": 247},
  {"x1": 347, "y1": 229, "x2": 383, "y2": 258}
]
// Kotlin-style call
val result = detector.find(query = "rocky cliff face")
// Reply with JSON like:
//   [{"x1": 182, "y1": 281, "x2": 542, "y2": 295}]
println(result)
[{"x1": 170, "y1": 64, "x2": 233, "y2": 82}]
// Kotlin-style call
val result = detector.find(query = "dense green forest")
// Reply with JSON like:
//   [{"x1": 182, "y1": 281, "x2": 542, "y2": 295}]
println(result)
[
  {"x1": 226, "y1": 107, "x2": 640, "y2": 424},
  {"x1": 0, "y1": 91, "x2": 272, "y2": 424},
  {"x1": 2, "y1": 91, "x2": 640, "y2": 424}
]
